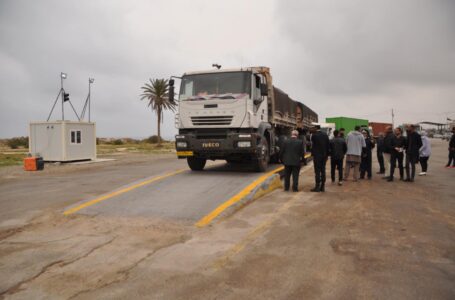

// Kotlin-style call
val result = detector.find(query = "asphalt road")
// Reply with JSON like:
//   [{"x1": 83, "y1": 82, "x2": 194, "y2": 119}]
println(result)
[
  {"x1": 0, "y1": 154, "x2": 280, "y2": 226},
  {"x1": 64, "y1": 162, "x2": 281, "y2": 222}
]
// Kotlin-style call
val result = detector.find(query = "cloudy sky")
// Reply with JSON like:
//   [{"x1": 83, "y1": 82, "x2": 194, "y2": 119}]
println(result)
[{"x1": 1, "y1": 0, "x2": 454, "y2": 139}]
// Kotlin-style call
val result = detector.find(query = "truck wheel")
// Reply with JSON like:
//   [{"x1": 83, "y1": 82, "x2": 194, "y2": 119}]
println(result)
[
  {"x1": 255, "y1": 137, "x2": 269, "y2": 172},
  {"x1": 187, "y1": 157, "x2": 206, "y2": 171}
]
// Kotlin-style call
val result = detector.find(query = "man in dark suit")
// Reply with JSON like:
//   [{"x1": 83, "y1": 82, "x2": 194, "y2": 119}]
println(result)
[
  {"x1": 446, "y1": 126, "x2": 455, "y2": 167},
  {"x1": 329, "y1": 129, "x2": 347, "y2": 185},
  {"x1": 405, "y1": 124, "x2": 423, "y2": 182},
  {"x1": 310, "y1": 125, "x2": 330, "y2": 192},
  {"x1": 280, "y1": 130, "x2": 304, "y2": 192},
  {"x1": 376, "y1": 132, "x2": 386, "y2": 174}
]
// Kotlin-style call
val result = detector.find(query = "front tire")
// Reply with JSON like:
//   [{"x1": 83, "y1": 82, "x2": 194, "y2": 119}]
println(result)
[
  {"x1": 187, "y1": 157, "x2": 206, "y2": 171},
  {"x1": 255, "y1": 137, "x2": 269, "y2": 172}
]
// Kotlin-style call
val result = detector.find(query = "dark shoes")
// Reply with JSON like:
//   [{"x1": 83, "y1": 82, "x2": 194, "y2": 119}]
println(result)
[
  {"x1": 310, "y1": 187, "x2": 320, "y2": 192},
  {"x1": 387, "y1": 177, "x2": 394, "y2": 182}
]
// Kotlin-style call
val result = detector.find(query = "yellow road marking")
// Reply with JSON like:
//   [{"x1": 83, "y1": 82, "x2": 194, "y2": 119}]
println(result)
[
  {"x1": 63, "y1": 169, "x2": 187, "y2": 216},
  {"x1": 195, "y1": 166, "x2": 284, "y2": 228}
]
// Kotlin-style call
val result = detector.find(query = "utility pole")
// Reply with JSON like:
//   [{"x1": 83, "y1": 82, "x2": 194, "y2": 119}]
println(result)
[
  {"x1": 392, "y1": 108, "x2": 395, "y2": 128},
  {"x1": 61, "y1": 72, "x2": 65, "y2": 120},
  {"x1": 80, "y1": 78, "x2": 94, "y2": 122}
]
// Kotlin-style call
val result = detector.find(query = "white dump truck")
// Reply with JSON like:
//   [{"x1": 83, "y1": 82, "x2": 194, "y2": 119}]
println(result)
[{"x1": 169, "y1": 66, "x2": 318, "y2": 171}]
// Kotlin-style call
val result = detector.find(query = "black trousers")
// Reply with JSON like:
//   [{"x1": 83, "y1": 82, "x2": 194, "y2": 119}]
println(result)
[
  {"x1": 377, "y1": 151, "x2": 385, "y2": 173},
  {"x1": 284, "y1": 165, "x2": 301, "y2": 191},
  {"x1": 448, "y1": 150, "x2": 455, "y2": 167},
  {"x1": 405, "y1": 154, "x2": 418, "y2": 180},
  {"x1": 330, "y1": 158, "x2": 344, "y2": 182},
  {"x1": 313, "y1": 157, "x2": 327, "y2": 187},
  {"x1": 420, "y1": 156, "x2": 429, "y2": 172},
  {"x1": 360, "y1": 154, "x2": 372, "y2": 179},
  {"x1": 390, "y1": 152, "x2": 404, "y2": 179}
]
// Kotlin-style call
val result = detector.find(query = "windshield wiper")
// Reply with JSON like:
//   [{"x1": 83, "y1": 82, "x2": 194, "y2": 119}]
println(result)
[
  {"x1": 210, "y1": 94, "x2": 236, "y2": 99},
  {"x1": 186, "y1": 96, "x2": 209, "y2": 101}
]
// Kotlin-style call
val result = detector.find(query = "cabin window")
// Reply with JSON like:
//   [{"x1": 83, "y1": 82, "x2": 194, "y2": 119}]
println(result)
[{"x1": 70, "y1": 130, "x2": 82, "y2": 144}]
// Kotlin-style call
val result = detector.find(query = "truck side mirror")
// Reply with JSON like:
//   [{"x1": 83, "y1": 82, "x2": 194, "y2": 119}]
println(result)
[
  {"x1": 169, "y1": 79, "x2": 175, "y2": 103},
  {"x1": 260, "y1": 83, "x2": 268, "y2": 96}
]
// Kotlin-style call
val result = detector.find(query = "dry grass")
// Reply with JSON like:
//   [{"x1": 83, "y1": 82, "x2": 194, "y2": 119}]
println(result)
[
  {"x1": 0, "y1": 153, "x2": 27, "y2": 167},
  {"x1": 0, "y1": 141, "x2": 28, "y2": 167},
  {"x1": 96, "y1": 142, "x2": 176, "y2": 155},
  {"x1": 0, "y1": 141, "x2": 175, "y2": 167}
]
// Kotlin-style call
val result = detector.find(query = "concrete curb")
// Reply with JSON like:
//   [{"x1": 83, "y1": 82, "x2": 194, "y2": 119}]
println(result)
[{"x1": 211, "y1": 173, "x2": 283, "y2": 224}]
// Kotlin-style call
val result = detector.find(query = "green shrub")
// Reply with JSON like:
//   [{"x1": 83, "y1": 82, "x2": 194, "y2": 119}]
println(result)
[
  {"x1": 6, "y1": 137, "x2": 29, "y2": 149},
  {"x1": 112, "y1": 139, "x2": 124, "y2": 145},
  {"x1": 124, "y1": 138, "x2": 140, "y2": 144},
  {"x1": 143, "y1": 135, "x2": 160, "y2": 144}
]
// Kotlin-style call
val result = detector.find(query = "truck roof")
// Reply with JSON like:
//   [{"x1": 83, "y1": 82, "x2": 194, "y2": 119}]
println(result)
[{"x1": 183, "y1": 66, "x2": 269, "y2": 76}]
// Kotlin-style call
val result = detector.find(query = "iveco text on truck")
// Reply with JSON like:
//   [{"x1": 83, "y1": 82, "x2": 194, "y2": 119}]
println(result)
[{"x1": 169, "y1": 66, "x2": 318, "y2": 172}]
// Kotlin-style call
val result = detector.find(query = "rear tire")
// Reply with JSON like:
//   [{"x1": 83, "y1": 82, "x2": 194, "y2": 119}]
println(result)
[
  {"x1": 187, "y1": 157, "x2": 206, "y2": 171},
  {"x1": 255, "y1": 137, "x2": 269, "y2": 172}
]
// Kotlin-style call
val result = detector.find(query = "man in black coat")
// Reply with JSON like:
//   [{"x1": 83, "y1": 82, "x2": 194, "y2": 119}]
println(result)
[
  {"x1": 280, "y1": 130, "x2": 305, "y2": 192},
  {"x1": 329, "y1": 130, "x2": 347, "y2": 185},
  {"x1": 376, "y1": 132, "x2": 385, "y2": 174},
  {"x1": 388, "y1": 127, "x2": 406, "y2": 182},
  {"x1": 310, "y1": 125, "x2": 330, "y2": 192},
  {"x1": 446, "y1": 126, "x2": 455, "y2": 167},
  {"x1": 405, "y1": 125, "x2": 423, "y2": 182},
  {"x1": 360, "y1": 130, "x2": 375, "y2": 179}
]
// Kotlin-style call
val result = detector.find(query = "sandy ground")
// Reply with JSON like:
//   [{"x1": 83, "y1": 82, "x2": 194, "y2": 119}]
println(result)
[{"x1": 0, "y1": 139, "x2": 454, "y2": 299}]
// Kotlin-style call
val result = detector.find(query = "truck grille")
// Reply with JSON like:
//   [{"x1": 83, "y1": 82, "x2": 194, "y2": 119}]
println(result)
[{"x1": 191, "y1": 116, "x2": 233, "y2": 126}]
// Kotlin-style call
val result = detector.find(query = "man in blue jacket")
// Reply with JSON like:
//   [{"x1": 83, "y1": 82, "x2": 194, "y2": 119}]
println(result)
[{"x1": 344, "y1": 126, "x2": 366, "y2": 182}]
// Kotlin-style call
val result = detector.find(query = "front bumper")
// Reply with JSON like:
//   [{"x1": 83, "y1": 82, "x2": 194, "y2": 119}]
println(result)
[{"x1": 175, "y1": 133, "x2": 258, "y2": 159}]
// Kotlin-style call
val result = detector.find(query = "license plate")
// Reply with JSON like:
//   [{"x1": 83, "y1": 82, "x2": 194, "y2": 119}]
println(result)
[
  {"x1": 202, "y1": 142, "x2": 220, "y2": 148},
  {"x1": 177, "y1": 151, "x2": 193, "y2": 157}
]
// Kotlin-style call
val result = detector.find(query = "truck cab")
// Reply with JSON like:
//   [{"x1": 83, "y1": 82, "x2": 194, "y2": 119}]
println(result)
[{"x1": 169, "y1": 67, "x2": 317, "y2": 172}]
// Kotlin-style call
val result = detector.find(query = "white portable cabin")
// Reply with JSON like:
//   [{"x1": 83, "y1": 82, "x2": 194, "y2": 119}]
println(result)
[{"x1": 29, "y1": 121, "x2": 96, "y2": 162}]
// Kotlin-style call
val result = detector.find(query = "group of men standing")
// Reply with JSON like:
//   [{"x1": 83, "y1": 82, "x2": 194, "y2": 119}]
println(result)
[
  {"x1": 280, "y1": 123, "x2": 444, "y2": 192},
  {"x1": 377, "y1": 125, "x2": 428, "y2": 182}
]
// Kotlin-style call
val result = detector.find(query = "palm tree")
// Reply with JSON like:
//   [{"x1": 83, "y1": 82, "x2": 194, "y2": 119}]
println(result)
[{"x1": 140, "y1": 78, "x2": 176, "y2": 145}]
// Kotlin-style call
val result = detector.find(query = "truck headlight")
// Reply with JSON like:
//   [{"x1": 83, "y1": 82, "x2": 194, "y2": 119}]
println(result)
[
  {"x1": 238, "y1": 134, "x2": 251, "y2": 138},
  {"x1": 237, "y1": 141, "x2": 251, "y2": 148},
  {"x1": 177, "y1": 142, "x2": 187, "y2": 148}
]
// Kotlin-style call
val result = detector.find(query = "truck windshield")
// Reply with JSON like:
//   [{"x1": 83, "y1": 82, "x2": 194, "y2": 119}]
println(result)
[{"x1": 179, "y1": 71, "x2": 251, "y2": 101}]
